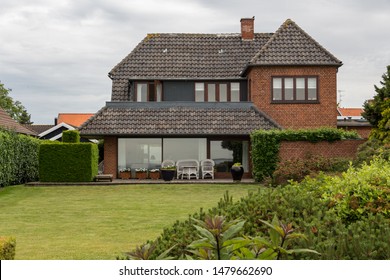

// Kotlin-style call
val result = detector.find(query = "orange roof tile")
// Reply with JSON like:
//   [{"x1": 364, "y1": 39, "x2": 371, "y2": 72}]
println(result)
[
  {"x1": 338, "y1": 108, "x2": 364, "y2": 117},
  {"x1": 57, "y1": 113, "x2": 94, "y2": 127}
]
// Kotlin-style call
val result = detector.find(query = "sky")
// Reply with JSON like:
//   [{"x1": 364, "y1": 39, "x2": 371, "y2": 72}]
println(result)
[{"x1": 1, "y1": 0, "x2": 390, "y2": 124}]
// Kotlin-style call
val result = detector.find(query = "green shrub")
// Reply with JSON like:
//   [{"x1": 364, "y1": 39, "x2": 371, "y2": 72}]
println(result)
[
  {"x1": 62, "y1": 130, "x2": 80, "y2": 143},
  {"x1": 251, "y1": 127, "x2": 360, "y2": 182},
  {"x1": 354, "y1": 138, "x2": 390, "y2": 166},
  {"x1": 39, "y1": 142, "x2": 98, "y2": 182},
  {"x1": 0, "y1": 129, "x2": 40, "y2": 186},
  {"x1": 131, "y1": 157, "x2": 390, "y2": 260},
  {"x1": 0, "y1": 236, "x2": 16, "y2": 260}
]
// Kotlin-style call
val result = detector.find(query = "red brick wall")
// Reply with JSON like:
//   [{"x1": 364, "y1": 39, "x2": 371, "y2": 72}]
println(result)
[
  {"x1": 104, "y1": 136, "x2": 118, "y2": 178},
  {"x1": 248, "y1": 66, "x2": 338, "y2": 129},
  {"x1": 279, "y1": 139, "x2": 366, "y2": 161},
  {"x1": 339, "y1": 126, "x2": 372, "y2": 139}
]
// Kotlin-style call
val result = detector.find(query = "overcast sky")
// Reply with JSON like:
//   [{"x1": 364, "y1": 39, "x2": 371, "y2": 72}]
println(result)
[{"x1": 1, "y1": 0, "x2": 390, "y2": 124}]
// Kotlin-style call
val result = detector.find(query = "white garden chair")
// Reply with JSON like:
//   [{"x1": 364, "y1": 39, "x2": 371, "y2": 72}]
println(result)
[{"x1": 201, "y1": 159, "x2": 215, "y2": 179}]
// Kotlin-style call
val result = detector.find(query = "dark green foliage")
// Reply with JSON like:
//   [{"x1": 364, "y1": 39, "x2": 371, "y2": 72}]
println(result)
[
  {"x1": 0, "y1": 129, "x2": 40, "y2": 186},
  {"x1": 39, "y1": 142, "x2": 98, "y2": 182},
  {"x1": 1, "y1": 81, "x2": 32, "y2": 124},
  {"x1": 133, "y1": 158, "x2": 390, "y2": 260},
  {"x1": 62, "y1": 130, "x2": 80, "y2": 143},
  {"x1": 250, "y1": 127, "x2": 360, "y2": 181},
  {"x1": 0, "y1": 236, "x2": 16, "y2": 260},
  {"x1": 354, "y1": 138, "x2": 390, "y2": 166},
  {"x1": 362, "y1": 65, "x2": 390, "y2": 127}
]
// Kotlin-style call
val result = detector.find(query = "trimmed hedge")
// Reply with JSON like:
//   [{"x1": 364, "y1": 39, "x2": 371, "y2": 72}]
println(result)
[
  {"x1": 0, "y1": 129, "x2": 40, "y2": 187},
  {"x1": 0, "y1": 236, "x2": 16, "y2": 260},
  {"x1": 39, "y1": 142, "x2": 98, "y2": 182},
  {"x1": 250, "y1": 127, "x2": 360, "y2": 182},
  {"x1": 62, "y1": 130, "x2": 80, "y2": 143}
]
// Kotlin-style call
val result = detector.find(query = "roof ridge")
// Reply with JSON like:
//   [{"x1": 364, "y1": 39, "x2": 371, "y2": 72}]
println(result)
[{"x1": 249, "y1": 19, "x2": 342, "y2": 66}]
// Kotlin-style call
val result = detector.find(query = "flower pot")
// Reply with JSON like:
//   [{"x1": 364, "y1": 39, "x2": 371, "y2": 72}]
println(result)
[
  {"x1": 135, "y1": 172, "x2": 148, "y2": 180},
  {"x1": 119, "y1": 171, "x2": 131, "y2": 180},
  {"x1": 149, "y1": 172, "x2": 160, "y2": 180},
  {"x1": 230, "y1": 166, "x2": 244, "y2": 182},
  {"x1": 161, "y1": 169, "x2": 175, "y2": 181}
]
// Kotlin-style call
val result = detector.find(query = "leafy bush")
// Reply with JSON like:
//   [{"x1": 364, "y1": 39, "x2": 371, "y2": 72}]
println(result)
[
  {"x1": 354, "y1": 138, "x2": 390, "y2": 166},
  {"x1": 62, "y1": 130, "x2": 80, "y2": 143},
  {"x1": 250, "y1": 127, "x2": 360, "y2": 182},
  {"x1": 0, "y1": 129, "x2": 40, "y2": 186},
  {"x1": 0, "y1": 236, "x2": 16, "y2": 260},
  {"x1": 128, "y1": 157, "x2": 390, "y2": 260},
  {"x1": 39, "y1": 142, "x2": 98, "y2": 182}
]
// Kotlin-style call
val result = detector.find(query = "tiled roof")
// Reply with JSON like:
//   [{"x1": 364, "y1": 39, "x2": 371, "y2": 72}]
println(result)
[
  {"x1": 337, "y1": 108, "x2": 364, "y2": 117},
  {"x1": 79, "y1": 102, "x2": 280, "y2": 137},
  {"x1": 109, "y1": 19, "x2": 341, "y2": 80},
  {"x1": 57, "y1": 113, "x2": 94, "y2": 127},
  {"x1": 23, "y1": 124, "x2": 54, "y2": 135},
  {"x1": 0, "y1": 107, "x2": 37, "y2": 136},
  {"x1": 249, "y1": 19, "x2": 342, "y2": 67}
]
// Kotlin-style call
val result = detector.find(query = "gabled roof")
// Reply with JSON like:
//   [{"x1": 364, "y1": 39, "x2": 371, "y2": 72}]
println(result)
[
  {"x1": 23, "y1": 124, "x2": 54, "y2": 135},
  {"x1": 38, "y1": 122, "x2": 75, "y2": 140},
  {"x1": 57, "y1": 113, "x2": 94, "y2": 127},
  {"x1": 79, "y1": 102, "x2": 280, "y2": 137},
  {"x1": 248, "y1": 19, "x2": 342, "y2": 67},
  {"x1": 0, "y1": 107, "x2": 37, "y2": 136},
  {"x1": 109, "y1": 19, "x2": 341, "y2": 80},
  {"x1": 109, "y1": 33, "x2": 272, "y2": 80}
]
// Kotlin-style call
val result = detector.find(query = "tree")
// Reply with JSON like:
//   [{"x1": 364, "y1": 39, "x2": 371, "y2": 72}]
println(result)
[
  {"x1": 362, "y1": 65, "x2": 390, "y2": 142},
  {"x1": 0, "y1": 81, "x2": 33, "y2": 124}
]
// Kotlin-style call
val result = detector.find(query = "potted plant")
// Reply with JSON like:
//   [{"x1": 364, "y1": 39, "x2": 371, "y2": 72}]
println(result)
[
  {"x1": 119, "y1": 168, "x2": 131, "y2": 180},
  {"x1": 135, "y1": 168, "x2": 148, "y2": 179},
  {"x1": 160, "y1": 165, "x2": 176, "y2": 181},
  {"x1": 230, "y1": 162, "x2": 244, "y2": 182},
  {"x1": 149, "y1": 169, "x2": 160, "y2": 180}
]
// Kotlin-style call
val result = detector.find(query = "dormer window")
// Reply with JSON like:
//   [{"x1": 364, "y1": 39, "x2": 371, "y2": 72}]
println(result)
[
  {"x1": 135, "y1": 82, "x2": 162, "y2": 102},
  {"x1": 272, "y1": 77, "x2": 318, "y2": 103},
  {"x1": 195, "y1": 82, "x2": 241, "y2": 102}
]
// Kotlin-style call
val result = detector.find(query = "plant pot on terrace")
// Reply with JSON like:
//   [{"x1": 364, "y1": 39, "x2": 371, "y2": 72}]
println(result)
[
  {"x1": 160, "y1": 168, "x2": 176, "y2": 181},
  {"x1": 119, "y1": 169, "x2": 131, "y2": 180},
  {"x1": 230, "y1": 163, "x2": 244, "y2": 182},
  {"x1": 149, "y1": 169, "x2": 160, "y2": 180},
  {"x1": 135, "y1": 169, "x2": 148, "y2": 180}
]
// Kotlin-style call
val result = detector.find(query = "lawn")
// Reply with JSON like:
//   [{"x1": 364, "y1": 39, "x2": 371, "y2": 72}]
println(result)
[{"x1": 0, "y1": 184, "x2": 260, "y2": 260}]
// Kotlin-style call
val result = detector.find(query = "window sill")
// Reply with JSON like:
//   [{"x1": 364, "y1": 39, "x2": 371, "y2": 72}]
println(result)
[{"x1": 271, "y1": 100, "x2": 320, "y2": 104}]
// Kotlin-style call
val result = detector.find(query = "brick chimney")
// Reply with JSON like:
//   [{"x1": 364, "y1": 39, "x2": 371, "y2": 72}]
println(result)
[{"x1": 241, "y1": 16, "x2": 255, "y2": 40}]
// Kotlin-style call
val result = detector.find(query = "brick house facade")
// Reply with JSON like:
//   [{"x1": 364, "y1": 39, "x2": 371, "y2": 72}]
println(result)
[{"x1": 80, "y1": 18, "x2": 345, "y2": 179}]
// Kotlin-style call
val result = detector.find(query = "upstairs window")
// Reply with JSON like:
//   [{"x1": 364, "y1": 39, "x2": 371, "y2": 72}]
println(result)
[
  {"x1": 272, "y1": 77, "x2": 318, "y2": 103},
  {"x1": 135, "y1": 82, "x2": 161, "y2": 102},
  {"x1": 195, "y1": 82, "x2": 241, "y2": 102},
  {"x1": 195, "y1": 83, "x2": 205, "y2": 102}
]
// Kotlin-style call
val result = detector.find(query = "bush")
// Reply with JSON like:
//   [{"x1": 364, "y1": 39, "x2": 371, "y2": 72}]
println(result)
[
  {"x1": 0, "y1": 236, "x2": 16, "y2": 260},
  {"x1": 354, "y1": 138, "x2": 390, "y2": 166},
  {"x1": 62, "y1": 130, "x2": 80, "y2": 143},
  {"x1": 0, "y1": 129, "x2": 40, "y2": 187},
  {"x1": 250, "y1": 127, "x2": 361, "y2": 182},
  {"x1": 130, "y1": 157, "x2": 390, "y2": 260},
  {"x1": 39, "y1": 142, "x2": 98, "y2": 182}
]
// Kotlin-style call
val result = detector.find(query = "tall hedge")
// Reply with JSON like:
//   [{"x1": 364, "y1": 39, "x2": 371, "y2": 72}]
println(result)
[
  {"x1": 62, "y1": 130, "x2": 80, "y2": 143},
  {"x1": 0, "y1": 129, "x2": 40, "y2": 187},
  {"x1": 250, "y1": 127, "x2": 360, "y2": 182},
  {"x1": 39, "y1": 142, "x2": 98, "y2": 182}
]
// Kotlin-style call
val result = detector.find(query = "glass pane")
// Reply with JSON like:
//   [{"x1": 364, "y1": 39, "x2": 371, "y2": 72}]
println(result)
[
  {"x1": 195, "y1": 83, "x2": 205, "y2": 102},
  {"x1": 208, "y1": 84, "x2": 216, "y2": 102},
  {"x1": 296, "y1": 78, "x2": 305, "y2": 100},
  {"x1": 210, "y1": 140, "x2": 246, "y2": 172},
  {"x1": 156, "y1": 83, "x2": 162, "y2": 102},
  {"x1": 163, "y1": 138, "x2": 207, "y2": 162},
  {"x1": 272, "y1": 78, "x2": 282, "y2": 100},
  {"x1": 284, "y1": 78, "x2": 294, "y2": 100},
  {"x1": 137, "y1": 84, "x2": 147, "y2": 102},
  {"x1": 230, "y1": 82, "x2": 240, "y2": 102},
  {"x1": 118, "y1": 138, "x2": 162, "y2": 175},
  {"x1": 308, "y1": 78, "x2": 317, "y2": 100},
  {"x1": 219, "y1": 84, "x2": 227, "y2": 102}
]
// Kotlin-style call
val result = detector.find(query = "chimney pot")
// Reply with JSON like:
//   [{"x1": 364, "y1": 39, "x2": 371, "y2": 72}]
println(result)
[{"x1": 241, "y1": 16, "x2": 255, "y2": 40}]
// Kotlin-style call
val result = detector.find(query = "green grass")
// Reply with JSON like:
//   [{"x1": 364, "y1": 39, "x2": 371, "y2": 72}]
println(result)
[{"x1": 0, "y1": 184, "x2": 260, "y2": 260}]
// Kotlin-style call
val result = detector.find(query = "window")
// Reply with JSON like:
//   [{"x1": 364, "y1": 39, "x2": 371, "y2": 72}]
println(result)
[
  {"x1": 163, "y1": 138, "x2": 207, "y2": 162},
  {"x1": 195, "y1": 83, "x2": 205, "y2": 102},
  {"x1": 136, "y1": 82, "x2": 161, "y2": 102},
  {"x1": 230, "y1": 83, "x2": 240, "y2": 102},
  {"x1": 136, "y1": 84, "x2": 148, "y2": 102},
  {"x1": 219, "y1": 84, "x2": 228, "y2": 102},
  {"x1": 207, "y1": 84, "x2": 216, "y2": 102},
  {"x1": 272, "y1": 77, "x2": 318, "y2": 102},
  {"x1": 210, "y1": 140, "x2": 249, "y2": 172}
]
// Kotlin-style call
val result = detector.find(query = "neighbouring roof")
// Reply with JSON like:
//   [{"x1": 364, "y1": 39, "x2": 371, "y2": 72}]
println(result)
[
  {"x1": 38, "y1": 122, "x2": 75, "y2": 140},
  {"x1": 57, "y1": 113, "x2": 94, "y2": 127},
  {"x1": 79, "y1": 102, "x2": 280, "y2": 137},
  {"x1": 23, "y1": 124, "x2": 54, "y2": 135},
  {"x1": 109, "y1": 19, "x2": 341, "y2": 80},
  {"x1": 0, "y1": 107, "x2": 37, "y2": 136},
  {"x1": 337, "y1": 107, "x2": 364, "y2": 117}
]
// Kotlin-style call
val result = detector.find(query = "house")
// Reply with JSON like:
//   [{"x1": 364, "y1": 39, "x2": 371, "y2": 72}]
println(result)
[
  {"x1": 0, "y1": 107, "x2": 37, "y2": 136},
  {"x1": 26, "y1": 113, "x2": 94, "y2": 141},
  {"x1": 79, "y1": 18, "x2": 342, "y2": 178},
  {"x1": 337, "y1": 107, "x2": 372, "y2": 138}
]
